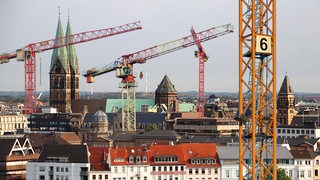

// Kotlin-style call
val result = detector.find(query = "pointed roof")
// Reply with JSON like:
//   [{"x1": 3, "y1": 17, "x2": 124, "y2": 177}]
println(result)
[
  {"x1": 65, "y1": 16, "x2": 78, "y2": 73},
  {"x1": 279, "y1": 74, "x2": 294, "y2": 94},
  {"x1": 50, "y1": 15, "x2": 69, "y2": 72},
  {"x1": 155, "y1": 75, "x2": 177, "y2": 93}
]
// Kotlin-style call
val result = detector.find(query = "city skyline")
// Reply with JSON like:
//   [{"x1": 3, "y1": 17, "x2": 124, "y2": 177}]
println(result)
[{"x1": 1, "y1": 0, "x2": 319, "y2": 93}]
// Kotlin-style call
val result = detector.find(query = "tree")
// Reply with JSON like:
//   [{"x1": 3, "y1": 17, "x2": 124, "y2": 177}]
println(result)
[
  {"x1": 145, "y1": 124, "x2": 158, "y2": 131},
  {"x1": 266, "y1": 168, "x2": 291, "y2": 180}
]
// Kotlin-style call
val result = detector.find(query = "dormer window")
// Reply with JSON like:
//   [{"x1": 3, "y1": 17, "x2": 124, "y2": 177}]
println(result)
[
  {"x1": 142, "y1": 155, "x2": 147, "y2": 162},
  {"x1": 129, "y1": 156, "x2": 134, "y2": 163},
  {"x1": 136, "y1": 156, "x2": 141, "y2": 163}
]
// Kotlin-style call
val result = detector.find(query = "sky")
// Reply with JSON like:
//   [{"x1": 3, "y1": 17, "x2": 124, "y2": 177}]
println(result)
[{"x1": 0, "y1": 0, "x2": 319, "y2": 93}]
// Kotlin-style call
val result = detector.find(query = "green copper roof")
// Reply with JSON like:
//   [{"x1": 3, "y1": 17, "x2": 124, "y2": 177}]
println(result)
[
  {"x1": 65, "y1": 17, "x2": 78, "y2": 73},
  {"x1": 50, "y1": 16, "x2": 69, "y2": 72},
  {"x1": 155, "y1": 75, "x2": 177, "y2": 93},
  {"x1": 179, "y1": 103, "x2": 195, "y2": 112},
  {"x1": 106, "y1": 99, "x2": 155, "y2": 113}
]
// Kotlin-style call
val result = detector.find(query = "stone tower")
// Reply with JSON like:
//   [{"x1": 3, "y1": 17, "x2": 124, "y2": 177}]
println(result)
[
  {"x1": 49, "y1": 15, "x2": 72, "y2": 113},
  {"x1": 65, "y1": 16, "x2": 80, "y2": 100},
  {"x1": 277, "y1": 74, "x2": 296, "y2": 125},
  {"x1": 155, "y1": 75, "x2": 178, "y2": 112}
]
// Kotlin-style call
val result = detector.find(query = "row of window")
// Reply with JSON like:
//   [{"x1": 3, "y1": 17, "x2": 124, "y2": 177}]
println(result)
[
  {"x1": 190, "y1": 158, "x2": 216, "y2": 165},
  {"x1": 278, "y1": 128, "x2": 315, "y2": 134}
]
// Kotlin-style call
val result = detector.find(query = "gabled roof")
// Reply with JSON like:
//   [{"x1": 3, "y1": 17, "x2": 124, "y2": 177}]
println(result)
[
  {"x1": 50, "y1": 15, "x2": 69, "y2": 72},
  {"x1": 65, "y1": 16, "x2": 78, "y2": 73},
  {"x1": 37, "y1": 144, "x2": 89, "y2": 163},
  {"x1": 155, "y1": 75, "x2": 177, "y2": 93},
  {"x1": 89, "y1": 147, "x2": 109, "y2": 171},
  {"x1": 180, "y1": 143, "x2": 219, "y2": 167},
  {"x1": 279, "y1": 74, "x2": 294, "y2": 94}
]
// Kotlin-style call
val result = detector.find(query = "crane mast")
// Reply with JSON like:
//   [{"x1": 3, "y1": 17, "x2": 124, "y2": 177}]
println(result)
[
  {"x1": 239, "y1": 0, "x2": 277, "y2": 179},
  {"x1": 0, "y1": 21, "x2": 142, "y2": 114},
  {"x1": 84, "y1": 23, "x2": 234, "y2": 132},
  {"x1": 190, "y1": 27, "x2": 209, "y2": 118}
]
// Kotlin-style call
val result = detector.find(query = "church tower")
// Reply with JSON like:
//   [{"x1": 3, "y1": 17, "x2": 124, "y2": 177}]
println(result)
[
  {"x1": 277, "y1": 74, "x2": 296, "y2": 125},
  {"x1": 155, "y1": 75, "x2": 178, "y2": 112},
  {"x1": 65, "y1": 16, "x2": 80, "y2": 100},
  {"x1": 49, "y1": 15, "x2": 72, "y2": 113}
]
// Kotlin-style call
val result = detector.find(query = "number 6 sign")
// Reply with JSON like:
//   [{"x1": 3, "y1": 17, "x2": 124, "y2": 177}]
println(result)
[{"x1": 256, "y1": 35, "x2": 272, "y2": 54}]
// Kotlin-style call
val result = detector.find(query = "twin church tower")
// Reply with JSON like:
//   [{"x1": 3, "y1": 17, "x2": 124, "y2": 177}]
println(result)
[{"x1": 49, "y1": 15, "x2": 79, "y2": 113}]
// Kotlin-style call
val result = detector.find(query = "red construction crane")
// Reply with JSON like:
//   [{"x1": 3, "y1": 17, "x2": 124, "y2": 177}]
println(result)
[
  {"x1": 190, "y1": 27, "x2": 209, "y2": 118},
  {"x1": 0, "y1": 21, "x2": 142, "y2": 114},
  {"x1": 84, "y1": 23, "x2": 234, "y2": 132}
]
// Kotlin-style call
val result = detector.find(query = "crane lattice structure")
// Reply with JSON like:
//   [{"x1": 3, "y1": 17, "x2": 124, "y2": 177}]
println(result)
[
  {"x1": 190, "y1": 27, "x2": 209, "y2": 118},
  {"x1": 84, "y1": 23, "x2": 234, "y2": 132},
  {"x1": 0, "y1": 21, "x2": 142, "y2": 114},
  {"x1": 238, "y1": 0, "x2": 277, "y2": 179}
]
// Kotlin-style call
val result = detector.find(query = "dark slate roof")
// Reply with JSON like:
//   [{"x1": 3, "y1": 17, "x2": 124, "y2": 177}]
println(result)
[
  {"x1": 277, "y1": 137, "x2": 320, "y2": 147},
  {"x1": 37, "y1": 144, "x2": 89, "y2": 163},
  {"x1": 279, "y1": 74, "x2": 294, "y2": 94},
  {"x1": 155, "y1": 75, "x2": 177, "y2": 93},
  {"x1": 108, "y1": 133, "x2": 136, "y2": 142},
  {"x1": 136, "y1": 130, "x2": 180, "y2": 140},
  {"x1": 0, "y1": 138, "x2": 16, "y2": 156},
  {"x1": 136, "y1": 112, "x2": 166, "y2": 124},
  {"x1": 179, "y1": 135, "x2": 239, "y2": 145}
]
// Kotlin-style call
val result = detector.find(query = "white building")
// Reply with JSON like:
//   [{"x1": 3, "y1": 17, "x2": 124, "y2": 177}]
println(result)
[
  {"x1": 290, "y1": 150, "x2": 314, "y2": 180},
  {"x1": 277, "y1": 124, "x2": 320, "y2": 139},
  {"x1": 26, "y1": 144, "x2": 90, "y2": 180},
  {"x1": 0, "y1": 114, "x2": 28, "y2": 135}
]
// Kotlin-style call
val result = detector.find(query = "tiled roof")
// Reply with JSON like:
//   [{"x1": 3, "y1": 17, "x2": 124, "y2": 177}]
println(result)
[
  {"x1": 37, "y1": 144, "x2": 89, "y2": 163},
  {"x1": 290, "y1": 149, "x2": 314, "y2": 159},
  {"x1": 278, "y1": 137, "x2": 320, "y2": 147},
  {"x1": 89, "y1": 147, "x2": 109, "y2": 171},
  {"x1": 108, "y1": 143, "x2": 219, "y2": 167},
  {"x1": 25, "y1": 132, "x2": 81, "y2": 148}
]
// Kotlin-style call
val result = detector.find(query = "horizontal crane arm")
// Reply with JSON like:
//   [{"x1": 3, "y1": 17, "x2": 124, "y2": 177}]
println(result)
[
  {"x1": 0, "y1": 21, "x2": 142, "y2": 63},
  {"x1": 84, "y1": 23, "x2": 233, "y2": 80}
]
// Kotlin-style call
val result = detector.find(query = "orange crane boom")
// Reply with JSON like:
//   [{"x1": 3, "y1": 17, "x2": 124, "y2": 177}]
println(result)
[
  {"x1": 84, "y1": 23, "x2": 234, "y2": 132},
  {"x1": 0, "y1": 21, "x2": 142, "y2": 114}
]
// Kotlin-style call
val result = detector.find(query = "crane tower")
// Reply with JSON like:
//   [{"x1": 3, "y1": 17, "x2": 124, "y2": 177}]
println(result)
[{"x1": 238, "y1": 0, "x2": 277, "y2": 179}]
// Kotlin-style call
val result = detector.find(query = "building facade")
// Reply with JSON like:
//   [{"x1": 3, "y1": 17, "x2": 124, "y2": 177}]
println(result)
[
  {"x1": 155, "y1": 75, "x2": 179, "y2": 113},
  {"x1": 26, "y1": 144, "x2": 90, "y2": 180},
  {"x1": 277, "y1": 74, "x2": 296, "y2": 125},
  {"x1": 0, "y1": 138, "x2": 38, "y2": 180},
  {"x1": 0, "y1": 114, "x2": 28, "y2": 135}
]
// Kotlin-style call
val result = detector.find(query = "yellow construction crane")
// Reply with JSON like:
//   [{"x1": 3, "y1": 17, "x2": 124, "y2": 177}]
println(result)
[{"x1": 238, "y1": 0, "x2": 277, "y2": 179}]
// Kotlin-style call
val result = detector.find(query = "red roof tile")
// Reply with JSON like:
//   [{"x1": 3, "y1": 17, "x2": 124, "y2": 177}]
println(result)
[{"x1": 89, "y1": 147, "x2": 109, "y2": 171}]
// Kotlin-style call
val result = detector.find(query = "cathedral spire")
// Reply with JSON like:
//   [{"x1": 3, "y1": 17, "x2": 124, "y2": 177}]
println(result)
[
  {"x1": 279, "y1": 74, "x2": 294, "y2": 94},
  {"x1": 50, "y1": 14, "x2": 69, "y2": 73},
  {"x1": 65, "y1": 12, "x2": 78, "y2": 73}
]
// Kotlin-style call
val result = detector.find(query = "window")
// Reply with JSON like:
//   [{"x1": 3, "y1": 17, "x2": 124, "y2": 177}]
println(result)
[
  {"x1": 40, "y1": 166, "x2": 45, "y2": 171},
  {"x1": 105, "y1": 175, "x2": 109, "y2": 179},
  {"x1": 214, "y1": 168, "x2": 218, "y2": 174},
  {"x1": 153, "y1": 167, "x2": 156, "y2": 171},
  {"x1": 56, "y1": 167, "x2": 60, "y2": 172},
  {"x1": 114, "y1": 167, "x2": 118, "y2": 173},
  {"x1": 300, "y1": 170, "x2": 305, "y2": 177},
  {"x1": 315, "y1": 169, "x2": 319, "y2": 177},
  {"x1": 289, "y1": 170, "x2": 293, "y2": 177},
  {"x1": 143, "y1": 155, "x2": 147, "y2": 162},
  {"x1": 92, "y1": 175, "x2": 96, "y2": 180},
  {"x1": 39, "y1": 175, "x2": 45, "y2": 180},
  {"x1": 195, "y1": 168, "x2": 199, "y2": 175},
  {"x1": 236, "y1": 170, "x2": 239, "y2": 177},
  {"x1": 129, "y1": 156, "x2": 134, "y2": 163},
  {"x1": 189, "y1": 169, "x2": 192, "y2": 174},
  {"x1": 201, "y1": 168, "x2": 205, "y2": 174},
  {"x1": 308, "y1": 170, "x2": 312, "y2": 177},
  {"x1": 226, "y1": 170, "x2": 230, "y2": 177},
  {"x1": 208, "y1": 169, "x2": 212, "y2": 175}
]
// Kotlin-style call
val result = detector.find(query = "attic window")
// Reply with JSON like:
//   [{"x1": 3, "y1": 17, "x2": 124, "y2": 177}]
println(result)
[
  {"x1": 136, "y1": 156, "x2": 141, "y2": 163},
  {"x1": 143, "y1": 155, "x2": 147, "y2": 162},
  {"x1": 129, "y1": 156, "x2": 134, "y2": 163}
]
